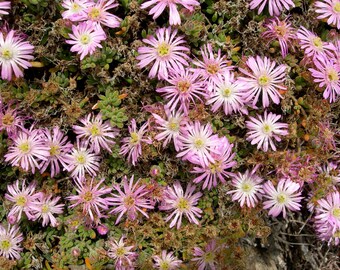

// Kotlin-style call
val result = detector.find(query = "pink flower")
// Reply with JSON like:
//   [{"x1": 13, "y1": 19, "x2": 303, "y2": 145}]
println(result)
[
  {"x1": 192, "y1": 43, "x2": 233, "y2": 92},
  {"x1": 40, "y1": 127, "x2": 73, "y2": 178},
  {"x1": 206, "y1": 71, "x2": 246, "y2": 115},
  {"x1": 262, "y1": 17, "x2": 296, "y2": 58},
  {"x1": 73, "y1": 113, "x2": 119, "y2": 154},
  {"x1": 107, "y1": 236, "x2": 138, "y2": 270},
  {"x1": 245, "y1": 111, "x2": 289, "y2": 152},
  {"x1": 238, "y1": 56, "x2": 286, "y2": 108},
  {"x1": 0, "y1": 224, "x2": 23, "y2": 260},
  {"x1": 190, "y1": 137, "x2": 236, "y2": 190},
  {"x1": 119, "y1": 119, "x2": 152, "y2": 166},
  {"x1": 156, "y1": 68, "x2": 206, "y2": 115},
  {"x1": 67, "y1": 177, "x2": 112, "y2": 222},
  {"x1": 153, "y1": 250, "x2": 182, "y2": 270},
  {"x1": 5, "y1": 128, "x2": 50, "y2": 174},
  {"x1": 141, "y1": 0, "x2": 199, "y2": 25},
  {"x1": 314, "y1": 191, "x2": 340, "y2": 229},
  {"x1": 0, "y1": 1, "x2": 10, "y2": 19},
  {"x1": 191, "y1": 239, "x2": 222, "y2": 270},
  {"x1": 31, "y1": 194, "x2": 64, "y2": 227},
  {"x1": 315, "y1": 0, "x2": 340, "y2": 29},
  {"x1": 153, "y1": 108, "x2": 187, "y2": 151},
  {"x1": 65, "y1": 141, "x2": 100, "y2": 179},
  {"x1": 61, "y1": 0, "x2": 91, "y2": 21},
  {"x1": 309, "y1": 53, "x2": 340, "y2": 103},
  {"x1": 296, "y1": 26, "x2": 335, "y2": 59},
  {"x1": 0, "y1": 104, "x2": 24, "y2": 137},
  {"x1": 84, "y1": 0, "x2": 121, "y2": 29},
  {"x1": 262, "y1": 179, "x2": 303, "y2": 217},
  {"x1": 0, "y1": 30, "x2": 34, "y2": 81},
  {"x1": 249, "y1": 0, "x2": 295, "y2": 16},
  {"x1": 228, "y1": 169, "x2": 263, "y2": 208},
  {"x1": 5, "y1": 180, "x2": 42, "y2": 221},
  {"x1": 109, "y1": 175, "x2": 154, "y2": 224},
  {"x1": 137, "y1": 27, "x2": 190, "y2": 80},
  {"x1": 66, "y1": 21, "x2": 106, "y2": 60},
  {"x1": 159, "y1": 181, "x2": 202, "y2": 229},
  {"x1": 176, "y1": 121, "x2": 220, "y2": 167}
]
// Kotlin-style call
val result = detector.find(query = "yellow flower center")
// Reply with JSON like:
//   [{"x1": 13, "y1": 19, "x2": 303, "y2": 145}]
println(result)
[
  {"x1": 16, "y1": 195, "x2": 27, "y2": 207},
  {"x1": 41, "y1": 204, "x2": 49, "y2": 214},
  {"x1": 83, "y1": 191, "x2": 93, "y2": 202},
  {"x1": 206, "y1": 63, "x2": 219, "y2": 75},
  {"x1": 167, "y1": 120, "x2": 179, "y2": 131},
  {"x1": 130, "y1": 132, "x2": 140, "y2": 145},
  {"x1": 123, "y1": 195, "x2": 135, "y2": 208},
  {"x1": 223, "y1": 87, "x2": 232, "y2": 97},
  {"x1": 332, "y1": 207, "x2": 340, "y2": 218},
  {"x1": 160, "y1": 261, "x2": 170, "y2": 270},
  {"x1": 80, "y1": 34, "x2": 91, "y2": 45},
  {"x1": 50, "y1": 144, "x2": 61, "y2": 156},
  {"x1": 194, "y1": 138, "x2": 205, "y2": 149},
  {"x1": 71, "y1": 3, "x2": 81, "y2": 12},
  {"x1": 327, "y1": 69, "x2": 339, "y2": 82},
  {"x1": 88, "y1": 7, "x2": 101, "y2": 19},
  {"x1": 76, "y1": 153, "x2": 86, "y2": 164},
  {"x1": 157, "y1": 42, "x2": 170, "y2": 57},
  {"x1": 334, "y1": 230, "x2": 340, "y2": 238},
  {"x1": 18, "y1": 142, "x2": 31, "y2": 154},
  {"x1": 116, "y1": 247, "x2": 126, "y2": 257},
  {"x1": 277, "y1": 194, "x2": 287, "y2": 204},
  {"x1": 334, "y1": 2, "x2": 340, "y2": 13},
  {"x1": 177, "y1": 80, "x2": 191, "y2": 93},
  {"x1": 312, "y1": 37, "x2": 323, "y2": 49},
  {"x1": 241, "y1": 182, "x2": 252, "y2": 193},
  {"x1": 203, "y1": 251, "x2": 215, "y2": 263},
  {"x1": 177, "y1": 197, "x2": 190, "y2": 211},
  {"x1": 208, "y1": 160, "x2": 222, "y2": 174},
  {"x1": 89, "y1": 124, "x2": 101, "y2": 136},
  {"x1": 274, "y1": 25, "x2": 287, "y2": 36},
  {"x1": 2, "y1": 113, "x2": 14, "y2": 126},
  {"x1": 262, "y1": 124, "x2": 272, "y2": 135},
  {"x1": 258, "y1": 75, "x2": 270, "y2": 86},
  {"x1": 0, "y1": 240, "x2": 11, "y2": 251},
  {"x1": 1, "y1": 48, "x2": 13, "y2": 60}
]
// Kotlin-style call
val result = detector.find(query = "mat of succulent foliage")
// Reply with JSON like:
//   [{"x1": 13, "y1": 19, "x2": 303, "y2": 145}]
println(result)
[{"x1": 0, "y1": 0, "x2": 339, "y2": 269}]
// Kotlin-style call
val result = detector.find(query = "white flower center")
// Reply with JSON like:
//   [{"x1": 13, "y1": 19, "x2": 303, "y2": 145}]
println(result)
[
  {"x1": 334, "y1": 2, "x2": 340, "y2": 13},
  {"x1": 167, "y1": 119, "x2": 180, "y2": 132},
  {"x1": 276, "y1": 193, "x2": 287, "y2": 204},
  {"x1": 222, "y1": 86, "x2": 233, "y2": 97},
  {"x1": 80, "y1": 34, "x2": 91, "y2": 45},
  {"x1": 89, "y1": 124, "x2": 101, "y2": 136},
  {"x1": 18, "y1": 141, "x2": 31, "y2": 154},
  {"x1": 76, "y1": 152, "x2": 87, "y2": 164},
  {"x1": 41, "y1": 204, "x2": 49, "y2": 214},
  {"x1": 193, "y1": 138, "x2": 205, "y2": 149},
  {"x1": 130, "y1": 132, "x2": 140, "y2": 145},
  {"x1": 262, "y1": 123, "x2": 272, "y2": 135},
  {"x1": 312, "y1": 37, "x2": 323, "y2": 49},
  {"x1": 160, "y1": 261, "x2": 171, "y2": 270},
  {"x1": 157, "y1": 42, "x2": 170, "y2": 57},
  {"x1": 258, "y1": 74, "x2": 271, "y2": 86},
  {"x1": 177, "y1": 197, "x2": 190, "y2": 211},
  {"x1": 16, "y1": 195, "x2": 27, "y2": 207},
  {"x1": 0, "y1": 48, "x2": 13, "y2": 60},
  {"x1": 88, "y1": 7, "x2": 101, "y2": 19},
  {"x1": 0, "y1": 239, "x2": 11, "y2": 251},
  {"x1": 241, "y1": 181, "x2": 253, "y2": 193},
  {"x1": 327, "y1": 68, "x2": 339, "y2": 82},
  {"x1": 50, "y1": 144, "x2": 60, "y2": 156},
  {"x1": 71, "y1": 3, "x2": 82, "y2": 12},
  {"x1": 116, "y1": 246, "x2": 127, "y2": 257},
  {"x1": 332, "y1": 207, "x2": 340, "y2": 218}
]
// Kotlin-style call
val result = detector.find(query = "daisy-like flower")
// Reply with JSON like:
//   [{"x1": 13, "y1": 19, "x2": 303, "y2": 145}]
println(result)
[
  {"x1": 40, "y1": 127, "x2": 73, "y2": 178},
  {"x1": 156, "y1": 68, "x2": 206, "y2": 115},
  {"x1": 245, "y1": 111, "x2": 288, "y2": 152},
  {"x1": 153, "y1": 108, "x2": 187, "y2": 151},
  {"x1": 137, "y1": 27, "x2": 190, "y2": 80},
  {"x1": 314, "y1": 191, "x2": 340, "y2": 229},
  {"x1": 141, "y1": 0, "x2": 200, "y2": 25},
  {"x1": 66, "y1": 21, "x2": 106, "y2": 60},
  {"x1": 262, "y1": 179, "x2": 303, "y2": 218},
  {"x1": 249, "y1": 0, "x2": 295, "y2": 16},
  {"x1": 0, "y1": 30, "x2": 34, "y2": 81},
  {"x1": 0, "y1": 104, "x2": 24, "y2": 137},
  {"x1": 191, "y1": 239, "x2": 221, "y2": 270},
  {"x1": 206, "y1": 71, "x2": 246, "y2": 115},
  {"x1": 0, "y1": 224, "x2": 23, "y2": 260},
  {"x1": 61, "y1": 0, "x2": 91, "y2": 21},
  {"x1": 119, "y1": 119, "x2": 152, "y2": 166},
  {"x1": 67, "y1": 177, "x2": 112, "y2": 222},
  {"x1": 176, "y1": 121, "x2": 220, "y2": 167},
  {"x1": 316, "y1": 222, "x2": 340, "y2": 245},
  {"x1": 65, "y1": 141, "x2": 100, "y2": 179},
  {"x1": 309, "y1": 53, "x2": 340, "y2": 103},
  {"x1": 228, "y1": 169, "x2": 263, "y2": 208},
  {"x1": 73, "y1": 113, "x2": 119, "y2": 154},
  {"x1": 107, "y1": 236, "x2": 138, "y2": 270},
  {"x1": 5, "y1": 180, "x2": 42, "y2": 221},
  {"x1": 109, "y1": 175, "x2": 154, "y2": 224},
  {"x1": 296, "y1": 26, "x2": 335, "y2": 59},
  {"x1": 0, "y1": 1, "x2": 10, "y2": 20},
  {"x1": 190, "y1": 137, "x2": 237, "y2": 190},
  {"x1": 319, "y1": 162, "x2": 340, "y2": 186},
  {"x1": 192, "y1": 43, "x2": 233, "y2": 92},
  {"x1": 238, "y1": 56, "x2": 286, "y2": 108},
  {"x1": 153, "y1": 250, "x2": 182, "y2": 270},
  {"x1": 159, "y1": 181, "x2": 202, "y2": 229},
  {"x1": 31, "y1": 194, "x2": 64, "y2": 227},
  {"x1": 5, "y1": 128, "x2": 50, "y2": 174},
  {"x1": 84, "y1": 0, "x2": 121, "y2": 29},
  {"x1": 315, "y1": 0, "x2": 340, "y2": 29},
  {"x1": 262, "y1": 17, "x2": 296, "y2": 58}
]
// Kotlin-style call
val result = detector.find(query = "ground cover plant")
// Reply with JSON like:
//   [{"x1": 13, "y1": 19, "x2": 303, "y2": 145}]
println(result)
[{"x1": 0, "y1": 0, "x2": 339, "y2": 269}]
